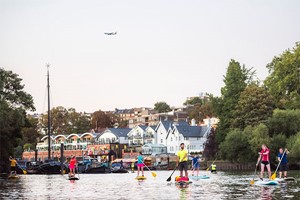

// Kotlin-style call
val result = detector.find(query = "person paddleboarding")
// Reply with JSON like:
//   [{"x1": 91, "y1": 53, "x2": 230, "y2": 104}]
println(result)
[
  {"x1": 256, "y1": 144, "x2": 271, "y2": 180},
  {"x1": 177, "y1": 143, "x2": 188, "y2": 178},
  {"x1": 69, "y1": 156, "x2": 77, "y2": 178}
]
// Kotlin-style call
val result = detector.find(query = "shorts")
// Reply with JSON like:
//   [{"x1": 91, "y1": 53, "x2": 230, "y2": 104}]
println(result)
[
  {"x1": 179, "y1": 161, "x2": 188, "y2": 171},
  {"x1": 193, "y1": 164, "x2": 200, "y2": 169},
  {"x1": 137, "y1": 163, "x2": 144, "y2": 167},
  {"x1": 261, "y1": 161, "x2": 270, "y2": 166},
  {"x1": 11, "y1": 166, "x2": 16, "y2": 171},
  {"x1": 279, "y1": 163, "x2": 288, "y2": 172},
  {"x1": 69, "y1": 165, "x2": 75, "y2": 169}
]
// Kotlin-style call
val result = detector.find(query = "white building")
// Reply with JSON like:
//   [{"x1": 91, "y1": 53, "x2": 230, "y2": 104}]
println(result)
[
  {"x1": 166, "y1": 124, "x2": 211, "y2": 154},
  {"x1": 95, "y1": 128, "x2": 131, "y2": 144},
  {"x1": 154, "y1": 120, "x2": 173, "y2": 146}
]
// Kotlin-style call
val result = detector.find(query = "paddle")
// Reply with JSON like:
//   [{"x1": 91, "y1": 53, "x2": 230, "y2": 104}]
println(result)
[
  {"x1": 166, "y1": 166, "x2": 177, "y2": 182},
  {"x1": 250, "y1": 161, "x2": 260, "y2": 185},
  {"x1": 271, "y1": 149, "x2": 286, "y2": 180},
  {"x1": 77, "y1": 166, "x2": 80, "y2": 180},
  {"x1": 206, "y1": 157, "x2": 217, "y2": 171},
  {"x1": 16, "y1": 162, "x2": 27, "y2": 175},
  {"x1": 142, "y1": 162, "x2": 157, "y2": 177}
]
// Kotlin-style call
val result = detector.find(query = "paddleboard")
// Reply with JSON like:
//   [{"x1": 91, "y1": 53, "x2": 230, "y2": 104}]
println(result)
[
  {"x1": 135, "y1": 176, "x2": 146, "y2": 181},
  {"x1": 256, "y1": 180, "x2": 279, "y2": 185},
  {"x1": 175, "y1": 180, "x2": 192, "y2": 186},
  {"x1": 68, "y1": 177, "x2": 79, "y2": 180},
  {"x1": 284, "y1": 177, "x2": 295, "y2": 181},
  {"x1": 8, "y1": 175, "x2": 19, "y2": 179},
  {"x1": 189, "y1": 175, "x2": 210, "y2": 179}
]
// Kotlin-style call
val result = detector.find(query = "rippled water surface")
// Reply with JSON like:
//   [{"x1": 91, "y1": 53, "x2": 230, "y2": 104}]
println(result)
[{"x1": 0, "y1": 170, "x2": 299, "y2": 199}]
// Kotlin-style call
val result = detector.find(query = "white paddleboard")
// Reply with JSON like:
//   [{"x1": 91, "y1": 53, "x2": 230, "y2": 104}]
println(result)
[{"x1": 256, "y1": 180, "x2": 279, "y2": 185}]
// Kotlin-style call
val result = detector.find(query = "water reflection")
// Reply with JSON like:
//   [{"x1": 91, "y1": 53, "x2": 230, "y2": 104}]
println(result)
[
  {"x1": 0, "y1": 171, "x2": 299, "y2": 200},
  {"x1": 260, "y1": 186, "x2": 274, "y2": 200}
]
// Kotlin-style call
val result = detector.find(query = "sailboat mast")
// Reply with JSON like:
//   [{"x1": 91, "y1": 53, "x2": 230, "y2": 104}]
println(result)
[{"x1": 47, "y1": 64, "x2": 51, "y2": 159}]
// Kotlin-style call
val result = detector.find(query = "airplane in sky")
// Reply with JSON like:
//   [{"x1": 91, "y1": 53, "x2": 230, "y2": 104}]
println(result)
[{"x1": 104, "y1": 32, "x2": 117, "y2": 35}]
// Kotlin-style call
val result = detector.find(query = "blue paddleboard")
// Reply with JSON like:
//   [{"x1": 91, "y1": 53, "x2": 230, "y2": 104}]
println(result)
[{"x1": 189, "y1": 175, "x2": 210, "y2": 179}]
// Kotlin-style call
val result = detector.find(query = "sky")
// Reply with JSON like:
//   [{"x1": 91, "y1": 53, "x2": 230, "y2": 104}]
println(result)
[{"x1": 1, "y1": 0, "x2": 300, "y2": 114}]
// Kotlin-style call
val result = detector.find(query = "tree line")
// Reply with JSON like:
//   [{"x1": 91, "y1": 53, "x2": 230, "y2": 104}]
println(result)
[{"x1": 205, "y1": 42, "x2": 300, "y2": 164}]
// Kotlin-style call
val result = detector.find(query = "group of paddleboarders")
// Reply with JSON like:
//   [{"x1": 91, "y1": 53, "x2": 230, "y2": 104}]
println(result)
[{"x1": 256, "y1": 144, "x2": 289, "y2": 180}]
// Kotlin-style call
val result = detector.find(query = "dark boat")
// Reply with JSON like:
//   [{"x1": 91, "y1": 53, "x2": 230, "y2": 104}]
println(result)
[
  {"x1": 26, "y1": 161, "x2": 43, "y2": 174},
  {"x1": 38, "y1": 160, "x2": 67, "y2": 174},
  {"x1": 83, "y1": 161, "x2": 110, "y2": 174},
  {"x1": 111, "y1": 168, "x2": 128, "y2": 173}
]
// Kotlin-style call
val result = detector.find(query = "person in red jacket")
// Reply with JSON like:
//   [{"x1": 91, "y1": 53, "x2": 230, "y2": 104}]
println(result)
[
  {"x1": 69, "y1": 156, "x2": 77, "y2": 177},
  {"x1": 256, "y1": 144, "x2": 271, "y2": 180}
]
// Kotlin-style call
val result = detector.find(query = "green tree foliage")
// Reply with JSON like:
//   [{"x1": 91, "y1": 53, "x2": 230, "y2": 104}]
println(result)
[
  {"x1": 91, "y1": 110, "x2": 112, "y2": 131},
  {"x1": 286, "y1": 132, "x2": 300, "y2": 162},
  {"x1": 21, "y1": 116, "x2": 41, "y2": 150},
  {"x1": 185, "y1": 95, "x2": 217, "y2": 124},
  {"x1": 154, "y1": 101, "x2": 171, "y2": 113},
  {"x1": 264, "y1": 42, "x2": 300, "y2": 109},
  {"x1": 233, "y1": 84, "x2": 274, "y2": 129},
  {"x1": 0, "y1": 68, "x2": 35, "y2": 111},
  {"x1": 269, "y1": 133, "x2": 287, "y2": 162},
  {"x1": 41, "y1": 106, "x2": 92, "y2": 135},
  {"x1": 248, "y1": 124, "x2": 271, "y2": 156},
  {"x1": 268, "y1": 109, "x2": 300, "y2": 137},
  {"x1": 216, "y1": 59, "x2": 254, "y2": 144},
  {"x1": 219, "y1": 129, "x2": 253, "y2": 162},
  {"x1": 0, "y1": 68, "x2": 35, "y2": 172},
  {"x1": 184, "y1": 97, "x2": 204, "y2": 106},
  {"x1": 66, "y1": 108, "x2": 91, "y2": 133}
]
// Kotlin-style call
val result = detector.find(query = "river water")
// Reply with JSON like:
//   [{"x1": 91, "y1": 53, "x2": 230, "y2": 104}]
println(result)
[{"x1": 0, "y1": 170, "x2": 299, "y2": 200}]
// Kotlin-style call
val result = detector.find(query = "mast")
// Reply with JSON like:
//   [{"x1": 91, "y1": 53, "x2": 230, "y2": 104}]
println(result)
[{"x1": 47, "y1": 64, "x2": 51, "y2": 159}]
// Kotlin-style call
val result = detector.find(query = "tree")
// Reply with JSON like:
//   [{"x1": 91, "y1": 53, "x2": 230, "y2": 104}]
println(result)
[
  {"x1": 183, "y1": 97, "x2": 205, "y2": 106},
  {"x1": 269, "y1": 133, "x2": 287, "y2": 162},
  {"x1": 248, "y1": 123, "x2": 271, "y2": 156},
  {"x1": 286, "y1": 132, "x2": 300, "y2": 162},
  {"x1": 91, "y1": 110, "x2": 112, "y2": 131},
  {"x1": 40, "y1": 107, "x2": 92, "y2": 135},
  {"x1": 203, "y1": 128, "x2": 217, "y2": 160},
  {"x1": 219, "y1": 129, "x2": 253, "y2": 162},
  {"x1": 154, "y1": 101, "x2": 171, "y2": 113},
  {"x1": 233, "y1": 84, "x2": 274, "y2": 129},
  {"x1": 267, "y1": 109, "x2": 300, "y2": 137},
  {"x1": 264, "y1": 42, "x2": 300, "y2": 109},
  {"x1": 21, "y1": 116, "x2": 41, "y2": 150},
  {"x1": 67, "y1": 108, "x2": 91, "y2": 133},
  {"x1": 0, "y1": 68, "x2": 35, "y2": 172},
  {"x1": 0, "y1": 68, "x2": 35, "y2": 111},
  {"x1": 41, "y1": 106, "x2": 69, "y2": 135},
  {"x1": 185, "y1": 95, "x2": 217, "y2": 124},
  {"x1": 216, "y1": 59, "x2": 254, "y2": 144}
]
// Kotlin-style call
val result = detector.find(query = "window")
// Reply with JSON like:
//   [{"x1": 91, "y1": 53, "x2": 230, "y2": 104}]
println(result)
[
  {"x1": 171, "y1": 137, "x2": 173, "y2": 141},
  {"x1": 161, "y1": 139, "x2": 163, "y2": 143}
]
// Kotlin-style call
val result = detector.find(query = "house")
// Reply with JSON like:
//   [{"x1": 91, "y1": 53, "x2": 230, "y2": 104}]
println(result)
[
  {"x1": 166, "y1": 124, "x2": 211, "y2": 154},
  {"x1": 127, "y1": 125, "x2": 156, "y2": 146},
  {"x1": 155, "y1": 120, "x2": 173, "y2": 146},
  {"x1": 95, "y1": 128, "x2": 131, "y2": 144}
]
